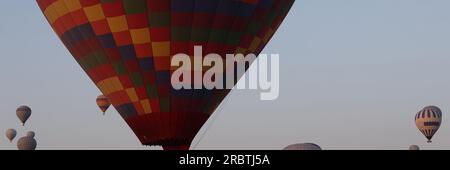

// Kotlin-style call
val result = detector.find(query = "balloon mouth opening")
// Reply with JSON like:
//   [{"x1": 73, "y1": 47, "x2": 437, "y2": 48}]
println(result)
[
  {"x1": 162, "y1": 145, "x2": 190, "y2": 150},
  {"x1": 143, "y1": 139, "x2": 192, "y2": 150}
]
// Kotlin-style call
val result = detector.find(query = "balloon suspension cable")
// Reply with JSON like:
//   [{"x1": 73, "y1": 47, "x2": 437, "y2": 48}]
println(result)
[{"x1": 192, "y1": 94, "x2": 231, "y2": 150}]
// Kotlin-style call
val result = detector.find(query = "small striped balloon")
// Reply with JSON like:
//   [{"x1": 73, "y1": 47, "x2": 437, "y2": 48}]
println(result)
[
  {"x1": 96, "y1": 95, "x2": 111, "y2": 115},
  {"x1": 415, "y1": 106, "x2": 442, "y2": 143}
]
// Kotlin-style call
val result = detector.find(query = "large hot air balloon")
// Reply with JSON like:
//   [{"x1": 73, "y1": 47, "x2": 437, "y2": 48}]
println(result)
[
  {"x1": 409, "y1": 145, "x2": 420, "y2": 150},
  {"x1": 5, "y1": 129, "x2": 17, "y2": 143},
  {"x1": 415, "y1": 106, "x2": 442, "y2": 143},
  {"x1": 283, "y1": 143, "x2": 322, "y2": 150},
  {"x1": 37, "y1": 0, "x2": 294, "y2": 150},
  {"x1": 16, "y1": 106, "x2": 32, "y2": 126},
  {"x1": 96, "y1": 95, "x2": 111, "y2": 115},
  {"x1": 17, "y1": 136, "x2": 37, "y2": 150}
]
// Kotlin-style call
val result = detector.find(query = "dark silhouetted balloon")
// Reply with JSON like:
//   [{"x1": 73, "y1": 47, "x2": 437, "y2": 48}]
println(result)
[
  {"x1": 17, "y1": 136, "x2": 37, "y2": 150},
  {"x1": 27, "y1": 131, "x2": 35, "y2": 138},
  {"x1": 283, "y1": 143, "x2": 322, "y2": 150},
  {"x1": 16, "y1": 106, "x2": 32, "y2": 126},
  {"x1": 5, "y1": 129, "x2": 17, "y2": 143},
  {"x1": 409, "y1": 145, "x2": 420, "y2": 150}
]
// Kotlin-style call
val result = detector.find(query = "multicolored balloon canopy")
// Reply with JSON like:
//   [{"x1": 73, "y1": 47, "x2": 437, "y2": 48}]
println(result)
[{"x1": 37, "y1": 0, "x2": 294, "y2": 150}]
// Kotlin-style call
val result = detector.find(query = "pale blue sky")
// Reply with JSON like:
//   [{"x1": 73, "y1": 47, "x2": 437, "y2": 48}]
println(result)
[{"x1": 1, "y1": 0, "x2": 450, "y2": 150}]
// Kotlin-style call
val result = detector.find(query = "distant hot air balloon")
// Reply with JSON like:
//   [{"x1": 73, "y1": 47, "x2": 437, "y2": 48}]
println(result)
[
  {"x1": 16, "y1": 106, "x2": 31, "y2": 126},
  {"x1": 5, "y1": 129, "x2": 17, "y2": 143},
  {"x1": 409, "y1": 145, "x2": 420, "y2": 150},
  {"x1": 17, "y1": 136, "x2": 37, "y2": 150},
  {"x1": 37, "y1": 0, "x2": 294, "y2": 150},
  {"x1": 96, "y1": 95, "x2": 111, "y2": 115},
  {"x1": 283, "y1": 143, "x2": 322, "y2": 150},
  {"x1": 26, "y1": 131, "x2": 35, "y2": 138},
  {"x1": 415, "y1": 106, "x2": 442, "y2": 143}
]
